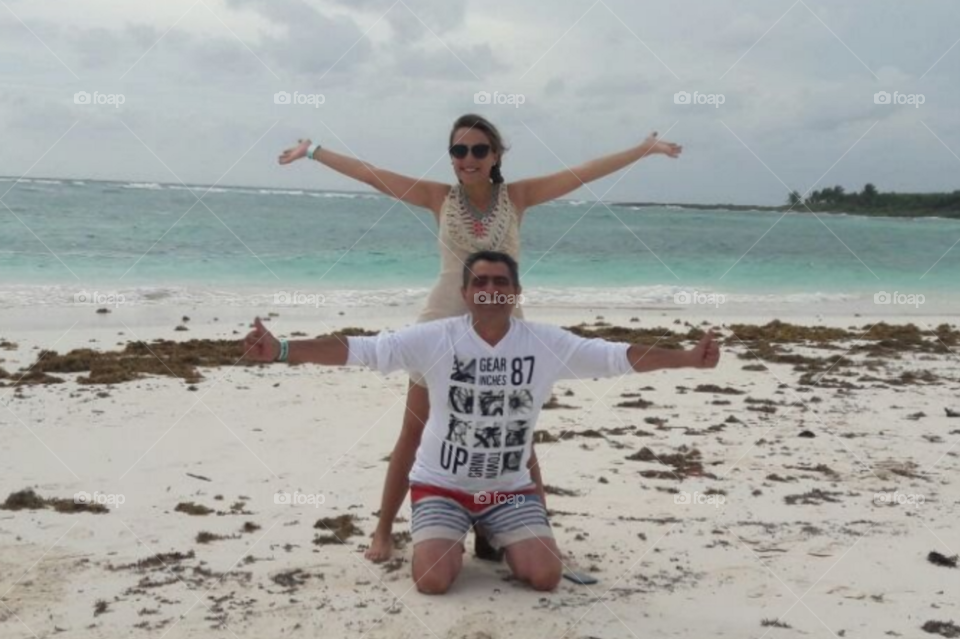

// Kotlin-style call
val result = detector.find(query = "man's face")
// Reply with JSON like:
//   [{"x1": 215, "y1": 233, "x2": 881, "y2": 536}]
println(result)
[{"x1": 462, "y1": 260, "x2": 521, "y2": 320}]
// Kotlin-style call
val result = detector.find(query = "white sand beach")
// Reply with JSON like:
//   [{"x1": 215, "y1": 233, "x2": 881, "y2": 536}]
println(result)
[{"x1": 1, "y1": 303, "x2": 959, "y2": 639}]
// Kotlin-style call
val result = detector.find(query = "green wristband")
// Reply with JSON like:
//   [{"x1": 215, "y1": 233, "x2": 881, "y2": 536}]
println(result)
[
  {"x1": 277, "y1": 339, "x2": 289, "y2": 363},
  {"x1": 305, "y1": 142, "x2": 320, "y2": 161}
]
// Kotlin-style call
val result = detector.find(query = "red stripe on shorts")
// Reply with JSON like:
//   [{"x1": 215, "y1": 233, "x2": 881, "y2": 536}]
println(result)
[{"x1": 410, "y1": 484, "x2": 537, "y2": 514}]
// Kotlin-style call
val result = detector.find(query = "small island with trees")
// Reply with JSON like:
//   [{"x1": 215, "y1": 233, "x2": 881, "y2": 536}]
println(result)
[{"x1": 615, "y1": 184, "x2": 960, "y2": 219}]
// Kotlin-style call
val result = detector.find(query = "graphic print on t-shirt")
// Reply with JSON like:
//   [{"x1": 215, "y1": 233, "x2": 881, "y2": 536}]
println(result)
[
  {"x1": 440, "y1": 355, "x2": 535, "y2": 479},
  {"x1": 451, "y1": 355, "x2": 476, "y2": 383},
  {"x1": 508, "y1": 389, "x2": 534, "y2": 415},
  {"x1": 505, "y1": 420, "x2": 529, "y2": 446},
  {"x1": 448, "y1": 385, "x2": 473, "y2": 414},
  {"x1": 478, "y1": 390, "x2": 504, "y2": 416},
  {"x1": 446, "y1": 415, "x2": 470, "y2": 446},
  {"x1": 473, "y1": 423, "x2": 502, "y2": 448}
]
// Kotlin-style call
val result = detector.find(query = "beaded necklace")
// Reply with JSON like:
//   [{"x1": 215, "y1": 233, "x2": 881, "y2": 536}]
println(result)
[{"x1": 460, "y1": 183, "x2": 499, "y2": 238}]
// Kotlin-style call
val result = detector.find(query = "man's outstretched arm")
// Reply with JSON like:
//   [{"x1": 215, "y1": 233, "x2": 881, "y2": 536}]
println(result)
[{"x1": 627, "y1": 331, "x2": 720, "y2": 373}]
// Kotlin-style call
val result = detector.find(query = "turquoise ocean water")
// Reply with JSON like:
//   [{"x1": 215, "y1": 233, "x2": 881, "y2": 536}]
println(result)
[{"x1": 1, "y1": 178, "x2": 958, "y2": 310}]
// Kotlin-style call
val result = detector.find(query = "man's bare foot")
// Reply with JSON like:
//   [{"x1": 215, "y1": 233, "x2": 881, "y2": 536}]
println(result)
[
  {"x1": 474, "y1": 528, "x2": 504, "y2": 563},
  {"x1": 365, "y1": 531, "x2": 393, "y2": 563}
]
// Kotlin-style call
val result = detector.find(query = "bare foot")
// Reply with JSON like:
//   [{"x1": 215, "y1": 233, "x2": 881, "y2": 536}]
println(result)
[
  {"x1": 473, "y1": 528, "x2": 504, "y2": 563},
  {"x1": 364, "y1": 530, "x2": 393, "y2": 563}
]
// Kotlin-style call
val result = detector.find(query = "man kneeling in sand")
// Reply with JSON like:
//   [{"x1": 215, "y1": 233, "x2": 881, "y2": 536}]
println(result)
[{"x1": 243, "y1": 250, "x2": 720, "y2": 594}]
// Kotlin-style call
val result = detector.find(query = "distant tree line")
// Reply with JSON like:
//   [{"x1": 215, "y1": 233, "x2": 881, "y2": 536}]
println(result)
[{"x1": 786, "y1": 184, "x2": 960, "y2": 218}]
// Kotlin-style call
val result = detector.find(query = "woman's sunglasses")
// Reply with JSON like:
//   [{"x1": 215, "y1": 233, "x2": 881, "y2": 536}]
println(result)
[{"x1": 449, "y1": 143, "x2": 491, "y2": 160}]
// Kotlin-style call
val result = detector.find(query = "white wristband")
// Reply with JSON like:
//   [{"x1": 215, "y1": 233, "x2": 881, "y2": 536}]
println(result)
[{"x1": 305, "y1": 142, "x2": 320, "y2": 161}]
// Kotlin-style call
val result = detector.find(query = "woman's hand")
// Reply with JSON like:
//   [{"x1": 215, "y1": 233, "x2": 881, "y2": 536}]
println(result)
[
  {"x1": 278, "y1": 139, "x2": 311, "y2": 165},
  {"x1": 641, "y1": 132, "x2": 682, "y2": 158}
]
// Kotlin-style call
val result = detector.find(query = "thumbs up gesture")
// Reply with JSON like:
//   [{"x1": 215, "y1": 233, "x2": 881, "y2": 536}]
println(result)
[
  {"x1": 689, "y1": 330, "x2": 720, "y2": 369},
  {"x1": 243, "y1": 317, "x2": 281, "y2": 363}
]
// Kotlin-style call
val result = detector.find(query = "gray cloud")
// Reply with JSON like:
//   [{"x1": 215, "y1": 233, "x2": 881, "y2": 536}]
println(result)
[
  {"x1": 0, "y1": 0, "x2": 958, "y2": 204},
  {"x1": 393, "y1": 42, "x2": 507, "y2": 80}
]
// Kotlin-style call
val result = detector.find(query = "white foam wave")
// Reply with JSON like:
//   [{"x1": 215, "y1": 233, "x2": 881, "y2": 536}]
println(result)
[
  {"x1": 257, "y1": 189, "x2": 304, "y2": 196},
  {"x1": 122, "y1": 182, "x2": 164, "y2": 190},
  {"x1": 168, "y1": 185, "x2": 233, "y2": 195},
  {"x1": 0, "y1": 283, "x2": 865, "y2": 311},
  {"x1": 308, "y1": 192, "x2": 361, "y2": 199},
  {"x1": 520, "y1": 286, "x2": 859, "y2": 308}
]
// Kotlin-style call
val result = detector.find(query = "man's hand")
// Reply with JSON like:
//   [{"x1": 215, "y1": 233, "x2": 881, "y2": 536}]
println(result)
[
  {"x1": 688, "y1": 331, "x2": 720, "y2": 368},
  {"x1": 243, "y1": 317, "x2": 281, "y2": 363}
]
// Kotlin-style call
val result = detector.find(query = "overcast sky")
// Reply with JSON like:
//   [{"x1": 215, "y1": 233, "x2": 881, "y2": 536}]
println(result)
[{"x1": 1, "y1": 0, "x2": 958, "y2": 204}]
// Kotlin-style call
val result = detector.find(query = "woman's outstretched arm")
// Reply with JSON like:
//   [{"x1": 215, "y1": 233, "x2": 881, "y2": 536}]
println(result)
[
  {"x1": 279, "y1": 139, "x2": 450, "y2": 214},
  {"x1": 509, "y1": 132, "x2": 681, "y2": 213}
]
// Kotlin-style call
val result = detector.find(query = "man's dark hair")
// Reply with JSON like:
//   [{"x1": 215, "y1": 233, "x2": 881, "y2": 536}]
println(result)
[{"x1": 462, "y1": 250, "x2": 520, "y2": 288}]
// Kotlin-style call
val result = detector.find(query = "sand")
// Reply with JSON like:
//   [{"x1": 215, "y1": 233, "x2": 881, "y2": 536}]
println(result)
[{"x1": 1, "y1": 302, "x2": 959, "y2": 638}]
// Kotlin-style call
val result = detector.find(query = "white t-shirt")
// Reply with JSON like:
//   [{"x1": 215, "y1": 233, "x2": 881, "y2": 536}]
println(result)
[{"x1": 347, "y1": 315, "x2": 633, "y2": 493}]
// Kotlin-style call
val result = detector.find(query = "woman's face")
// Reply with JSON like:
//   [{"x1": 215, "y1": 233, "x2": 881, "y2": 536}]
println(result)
[{"x1": 450, "y1": 127, "x2": 498, "y2": 185}]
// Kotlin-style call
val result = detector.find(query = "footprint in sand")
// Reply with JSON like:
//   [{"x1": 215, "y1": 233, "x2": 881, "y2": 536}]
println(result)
[
  {"x1": 364, "y1": 610, "x2": 502, "y2": 639},
  {"x1": 442, "y1": 611, "x2": 500, "y2": 639},
  {"x1": 0, "y1": 545, "x2": 82, "y2": 627}
]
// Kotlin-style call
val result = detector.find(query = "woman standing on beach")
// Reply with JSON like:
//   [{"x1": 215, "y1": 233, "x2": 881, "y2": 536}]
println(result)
[{"x1": 278, "y1": 114, "x2": 681, "y2": 562}]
